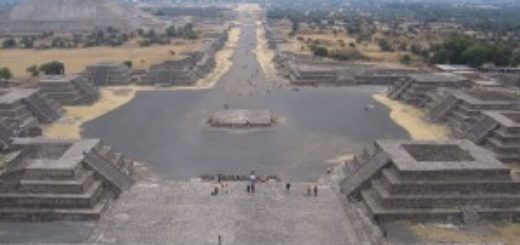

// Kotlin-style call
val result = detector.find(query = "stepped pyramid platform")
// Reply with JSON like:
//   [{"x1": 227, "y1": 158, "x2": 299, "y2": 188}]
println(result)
[
  {"x1": 39, "y1": 75, "x2": 99, "y2": 106},
  {"x1": 0, "y1": 89, "x2": 62, "y2": 137},
  {"x1": 85, "y1": 63, "x2": 132, "y2": 86},
  {"x1": 387, "y1": 73, "x2": 471, "y2": 107},
  {"x1": 208, "y1": 109, "x2": 276, "y2": 128},
  {"x1": 0, "y1": 137, "x2": 133, "y2": 221},
  {"x1": 142, "y1": 33, "x2": 227, "y2": 86},
  {"x1": 425, "y1": 89, "x2": 520, "y2": 137},
  {"x1": 462, "y1": 111, "x2": 520, "y2": 163},
  {"x1": 343, "y1": 139, "x2": 520, "y2": 223}
]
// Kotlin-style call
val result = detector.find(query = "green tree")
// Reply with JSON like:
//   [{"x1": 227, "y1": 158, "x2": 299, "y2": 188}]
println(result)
[
  {"x1": 21, "y1": 36, "x2": 34, "y2": 49},
  {"x1": 123, "y1": 60, "x2": 133, "y2": 68},
  {"x1": 461, "y1": 44, "x2": 493, "y2": 67},
  {"x1": 26, "y1": 65, "x2": 40, "y2": 77},
  {"x1": 165, "y1": 25, "x2": 177, "y2": 37},
  {"x1": 311, "y1": 46, "x2": 328, "y2": 57},
  {"x1": 400, "y1": 54, "x2": 412, "y2": 66},
  {"x1": 378, "y1": 39, "x2": 393, "y2": 52},
  {"x1": 39, "y1": 61, "x2": 65, "y2": 75},
  {"x1": 2, "y1": 38, "x2": 16, "y2": 49},
  {"x1": 0, "y1": 67, "x2": 12, "y2": 80}
]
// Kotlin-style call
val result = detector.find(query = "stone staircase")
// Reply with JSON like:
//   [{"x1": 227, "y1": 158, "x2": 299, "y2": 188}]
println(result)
[
  {"x1": 387, "y1": 80, "x2": 412, "y2": 100},
  {"x1": 71, "y1": 78, "x2": 99, "y2": 105},
  {"x1": 0, "y1": 164, "x2": 110, "y2": 221},
  {"x1": 463, "y1": 116, "x2": 499, "y2": 144},
  {"x1": 341, "y1": 151, "x2": 390, "y2": 199},
  {"x1": 425, "y1": 95, "x2": 460, "y2": 123},
  {"x1": 83, "y1": 149, "x2": 133, "y2": 194},
  {"x1": 22, "y1": 93, "x2": 61, "y2": 123}
]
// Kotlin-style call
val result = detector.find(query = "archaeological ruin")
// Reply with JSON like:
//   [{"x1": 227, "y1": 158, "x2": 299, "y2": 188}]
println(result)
[
  {"x1": 425, "y1": 89, "x2": 520, "y2": 137},
  {"x1": 0, "y1": 89, "x2": 62, "y2": 137},
  {"x1": 85, "y1": 63, "x2": 132, "y2": 86},
  {"x1": 459, "y1": 110, "x2": 520, "y2": 163},
  {"x1": 142, "y1": 33, "x2": 228, "y2": 86},
  {"x1": 0, "y1": 137, "x2": 133, "y2": 221},
  {"x1": 39, "y1": 75, "x2": 99, "y2": 106},
  {"x1": 387, "y1": 73, "x2": 471, "y2": 107},
  {"x1": 208, "y1": 109, "x2": 276, "y2": 128},
  {"x1": 342, "y1": 139, "x2": 520, "y2": 224}
]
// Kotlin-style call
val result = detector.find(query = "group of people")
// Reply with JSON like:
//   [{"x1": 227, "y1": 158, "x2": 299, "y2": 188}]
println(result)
[{"x1": 211, "y1": 171, "x2": 320, "y2": 197}]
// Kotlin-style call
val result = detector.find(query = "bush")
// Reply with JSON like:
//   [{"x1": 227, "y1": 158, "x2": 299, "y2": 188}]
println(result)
[
  {"x1": 39, "y1": 61, "x2": 65, "y2": 75},
  {"x1": 26, "y1": 65, "x2": 40, "y2": 77},
  {"x1": 310, "y1": 45, "x2": 328, "y2": 57},
  {"x1": 0, "y1": 67, "x2": 12, "y2": 80}
]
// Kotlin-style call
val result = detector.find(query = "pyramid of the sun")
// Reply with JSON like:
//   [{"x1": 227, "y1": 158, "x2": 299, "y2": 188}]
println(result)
[{"x1": 1, "y1": 0, "x2": 152, "y2": 33}]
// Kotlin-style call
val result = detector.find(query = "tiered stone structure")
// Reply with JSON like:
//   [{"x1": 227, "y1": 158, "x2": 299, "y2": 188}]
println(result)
[
  {"x1": 208, "y1": 109, "x2": 275, "y2": 128},
  {"x1": 387, "y1": 73, "x2": 471, "y2": 107},
  {"x1": 142, "y1": 33, "x2": 228, "y2": 86},
  {"x1": 0, "y1": 137, "x2": 133, "y2": 221},
  {"x1": 343, "y1": 139, "x2": 520, "y2": 223},
  {"x1": 39, "y1": 74, "x2": 99, "y2": 105},
  {"x1": 425, "y1": 89, "x2": 520, "y2": 137},
  {"x1": 461, "y1": 111, "x2": 520, "y2": 163},
  {"x1": 0, "y1": 89, "x2": 62, "y2": 136},
  {"x1": 85, "y1": 63, "x2": 132, "y2": 86}
]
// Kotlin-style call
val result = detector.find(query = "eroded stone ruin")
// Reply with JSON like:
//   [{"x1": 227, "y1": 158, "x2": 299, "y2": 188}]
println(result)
[
  {"x1": 39, "y1": 74, "x2": 100, "y2": 106},
  {"x1": 0, "y1": 137, "x2": 133, "y2": 221},
  {"x1": 425, "y1": 89, "x2": 520, "y2": 137},
  {"x1": 343, "y1": 139, "x2": 520, "y2": 223},
  {"x1": 142, "y1": 33, "x2": 228, "y2": 86},
  {"x1": 387, "y1": 73, "x2": 471, "y2": 107},
  {"x1": 0, "y1": 89, "x2": 62, "y2": 136},
  {"x1": 208, "y1": 109, "x2": 276, "y2": 128},
  {"x1": 85, "y1": 63, "x2": 132, "y2": 86}
]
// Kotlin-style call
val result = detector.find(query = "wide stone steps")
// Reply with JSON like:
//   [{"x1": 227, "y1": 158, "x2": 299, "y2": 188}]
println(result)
[
  {"x1": 387, "y1": 80, "x2": 412, "y2": 100},
  {"x1": 22, "y1": 95, "x2": 61, "y2": 123},
  {"x1": 19, "y1": 170, "x2": 95, "y2": 194},
  {"x1": 83, "y1": 151, "x2": 133, "y2": 193},
  {"x1": 426, "y1": 95, "x2": 459, "y2": 122},
  {"x1": 0, "y1": 180, "x2": 103, "y2": 209},
  {"x1": 0, "y1": 196, "x2": 109, "y2": 221},
  {"x1": 380, "y1": 168, "x2": 520, "y2": 195},
  {"x1": 464, "y1": 116, "x2": 499, "y2": 144},
  {"x1": 342, "y1": 151, "x2": 390, "y2": 198},
  {"x1": 371, "y1": 179, "x2": 520, "y2": 209}
]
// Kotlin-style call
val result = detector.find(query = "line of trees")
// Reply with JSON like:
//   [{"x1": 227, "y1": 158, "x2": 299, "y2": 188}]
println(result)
[{"x1": 430, "y1": 36, "x2": 520, "y2": 67}]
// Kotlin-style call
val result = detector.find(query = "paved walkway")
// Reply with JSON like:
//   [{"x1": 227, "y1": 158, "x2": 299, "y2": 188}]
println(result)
[{"x1": 89, "y1": 176, "x2": 379, "y2": 244}]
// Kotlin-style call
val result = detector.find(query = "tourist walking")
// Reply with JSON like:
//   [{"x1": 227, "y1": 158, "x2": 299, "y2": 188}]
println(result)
[
  {"x1": 313, "y1": 185, "x2": 318, "y2": 197},
  {"x1": 250, "y1": 171, "x2": 257, "y2": 193},
  {"x1": 285, "y1": 182, "x2": 291, "y2": 193}
]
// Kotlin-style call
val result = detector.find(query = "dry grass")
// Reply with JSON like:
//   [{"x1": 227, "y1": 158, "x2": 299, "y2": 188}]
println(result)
[
  {"x1": 254, "y1": 20, "x2": 277, "y2": 81},
  {"x1": 0, "y1": 40, "x2": 203, "y2": 78},
  {"x1": 411, "y1": 223, "x2": 520, "y2": 245},
  {"x1": 372, "y1": 93, "x2": 449, "y2": 140},
  {"x1": 43, "y1": 87, "x2": 137, "y2": 139}
]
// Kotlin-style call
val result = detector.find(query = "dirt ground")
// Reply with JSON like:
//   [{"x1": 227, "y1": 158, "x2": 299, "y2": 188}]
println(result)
[
  {"x1": 0, "y1": 40, "x2": 204, "y2": 78},
  {"x1": 254, "y1": 20, "x2": 278, "y2": 81},
  {"x1": 372, "y1": 93, "x2": 449, "y2": 140},
  {"x1": 411, "y1": 222, "x2": 520, "y2": 245}
]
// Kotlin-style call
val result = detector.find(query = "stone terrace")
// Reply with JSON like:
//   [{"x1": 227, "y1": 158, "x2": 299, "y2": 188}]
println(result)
[
  {"x1": 0, "y1": 89, "x2": 62, "y2": 137},
  {"x1": 208, "y1": 109, "x2": 275, "y2": 128},
  {"x1": 461, "y1": 110, "x2": 520, "y2": 163},
  {"x1": 425, "y1": 89, "x2": 520, "y2": 137},
  {"x1": 342, "y1": 139, "x2": 520, "y2": 223},
  {"x1": 85, "y1": 63, "x2": 132, "y2": 86},
  {"x1": 0, "y1": 137, "x2": 133, "y2": 221},
  {"x1": 387, "y1": 73, "x2": 471, "y2": 107},
  {"x1": 39, "y1": 74, "x2": 99, "y2": 106},
  {"x1": 88, "y1": 179, "x2": 382, "y2": 244}
]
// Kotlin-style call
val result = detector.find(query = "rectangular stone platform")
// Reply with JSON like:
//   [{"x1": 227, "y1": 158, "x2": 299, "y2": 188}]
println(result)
[
  {"x1": 208, "y1": 109, "x2": 275, "y2": 128},
  {"x1": 344, "y1": 139, "x2": 520, "y2": 223},
  {"x1": 85, "y1": 63, "x2": 131, "y2": 86},
  {"x1": 0, "y1": 137, "x2": 133, "y2": 221},
  {"x1": 387, "y1": 73, "x2": 471, "y2": 107},
  {"x1": 425, "y1": 89, "x2": 520, "y2": 137},
  {"x1": 39, "y1": 74, "x2": 99, "y2": 105}
]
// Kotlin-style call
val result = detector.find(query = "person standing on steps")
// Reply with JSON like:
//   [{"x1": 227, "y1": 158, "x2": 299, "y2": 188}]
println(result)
[
  {"x1": 285, "y1": 182, "x2": 291, "y2": 193},
  {"x1": 313, "y1": 184, "x2": 318, "y2": 197},
  {"x1": 250, "y1": 171, "x2": 256, "y2": 193}
]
